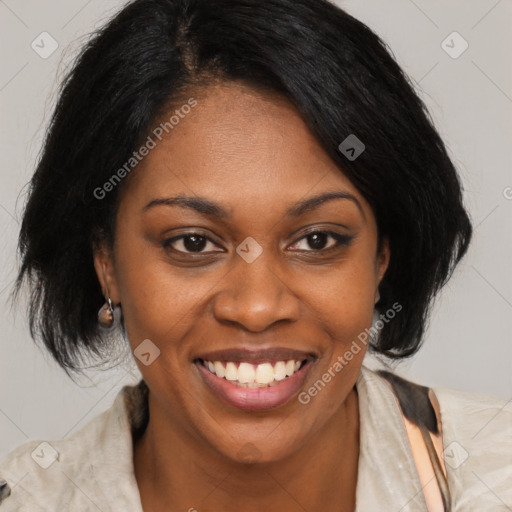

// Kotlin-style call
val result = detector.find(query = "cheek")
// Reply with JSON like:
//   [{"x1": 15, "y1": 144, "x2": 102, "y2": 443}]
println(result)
[
  {"x1": 295, "y1": 257, "x2": 377, "y2": 415},
  {"x1": 304, "y1": 255, "x2": 378, "y2": 344},
  {"x1": 112, "y1": 229, "x2": 207, "y2": 351}
]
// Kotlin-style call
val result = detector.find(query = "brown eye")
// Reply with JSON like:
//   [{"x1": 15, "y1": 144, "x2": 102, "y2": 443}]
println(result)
[
  {"x1": 162, "y1": 233, "x2": 222, "y2": 254},
  {"x1": 289, "y1": 231, "x2": 354, "y2": 252}
]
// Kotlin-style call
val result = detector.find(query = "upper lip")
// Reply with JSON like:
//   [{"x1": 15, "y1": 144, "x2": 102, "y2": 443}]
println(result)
[{"x1": 194, "y1": 347, "x2": 317, "y2": 365}]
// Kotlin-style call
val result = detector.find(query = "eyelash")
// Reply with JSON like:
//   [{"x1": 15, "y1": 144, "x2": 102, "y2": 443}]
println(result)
[{"x1": 161, "y1": 230, "x2": 354, "y2": 255}]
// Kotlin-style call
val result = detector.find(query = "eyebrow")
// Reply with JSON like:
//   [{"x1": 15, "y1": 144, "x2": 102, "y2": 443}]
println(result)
[{"x1": 142, "y1": 191, "x2": 365, "y2": 219}]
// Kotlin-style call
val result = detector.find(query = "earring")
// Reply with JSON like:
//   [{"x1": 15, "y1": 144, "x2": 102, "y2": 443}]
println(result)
[
  {"x1": 98, "y1": 297, "x2": 115, "y2": 328},
  {"x1": 374, "y1": 289, "x2": 381, "y2": 305}
]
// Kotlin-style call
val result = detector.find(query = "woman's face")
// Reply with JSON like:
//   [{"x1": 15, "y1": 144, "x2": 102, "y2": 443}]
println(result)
[{"x1": 95, "y1": 81, "x2": 389, "y2": 463}]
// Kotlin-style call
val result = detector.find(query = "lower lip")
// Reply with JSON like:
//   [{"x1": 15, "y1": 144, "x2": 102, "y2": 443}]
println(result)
[{"x1": 195, "y1": 360, "x2": 313, "y2": 412}]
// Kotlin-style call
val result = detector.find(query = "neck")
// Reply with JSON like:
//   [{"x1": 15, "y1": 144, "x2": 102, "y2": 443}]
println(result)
[{"x1": 134, "y1": 387, "x2": 360, "y2": 512}]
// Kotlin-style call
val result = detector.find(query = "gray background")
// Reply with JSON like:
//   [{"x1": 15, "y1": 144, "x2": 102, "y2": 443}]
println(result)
[{"x1": 1, "y1": 0, "x2": 511, "y2": 457}]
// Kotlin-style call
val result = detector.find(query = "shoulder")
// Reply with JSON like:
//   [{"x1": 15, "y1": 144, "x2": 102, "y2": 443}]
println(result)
[
  {"x1": 370, "y1": 365, "x2": 512, "y2": 458},
  {"x1": 0, "y1": 381, "x2": 146, "y2": 511},
  {"x1": 431, "y1": 383, "x2": 512, "y2": 454},
  {"x1": 431, "y1": 383, "x2": 512, "y2": 457},
  {"x1": 432, "y1": 382, "x2": 510, "y2": 419},
  {"x1": 364, "y1": 366, "x2": 511, "y2": 444},
  {"x1": 367, "y1": 366, "x2": 512, "y2": 509},
  {"x1": 432, "y1": 384, "x2": 512, "y2": 509},
  {"x1": 0, "y1": 412, "x2": 109, "y2": 510}
]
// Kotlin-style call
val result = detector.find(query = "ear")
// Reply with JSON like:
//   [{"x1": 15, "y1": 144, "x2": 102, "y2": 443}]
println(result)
[
  {"x1": 93, "y1": 238, "x2": 120, "y2": 305},
  {"x1": 375, "y1": 237, "x2": 390, "y2": 287}
]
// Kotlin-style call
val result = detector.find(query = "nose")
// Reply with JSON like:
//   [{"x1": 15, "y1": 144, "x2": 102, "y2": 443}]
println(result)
[{"x1": 212, "y1": 252, "x2": 301, "y2": 332}]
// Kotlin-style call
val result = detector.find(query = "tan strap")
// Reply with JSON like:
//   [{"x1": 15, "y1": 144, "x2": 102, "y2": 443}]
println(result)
[
  {"x1": 379, "y1": 374, "x2": 451, "y2": 511},
  {"x1": 400, "y1": 391, "x2": 451, "y2": 512}
]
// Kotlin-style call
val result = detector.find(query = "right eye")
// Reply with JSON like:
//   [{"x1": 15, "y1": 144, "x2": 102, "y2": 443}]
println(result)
[{"x1": 162, "y1": 232, "x2": 224, "y2": 254}]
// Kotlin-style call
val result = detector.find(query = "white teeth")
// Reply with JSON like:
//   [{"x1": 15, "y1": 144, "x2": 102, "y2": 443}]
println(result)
[
  {"x1": 202, "y1": 358, "x2": 306, "y2": 386},
  {"x1": 214, "y1": 361, "x2": 225, "y2": 378},
  {"x1": 255, "y1": 363, "x2": 275, "y2": 384},
  {"x1": 274, "y1": 361, "x2": 287, "y2": 381},
  {"x1": 238, "y1": 362, "x2": 255, "y2": 383},
  {"x1": 225, "y1": 362, "x2": 238, "y2": 381}
]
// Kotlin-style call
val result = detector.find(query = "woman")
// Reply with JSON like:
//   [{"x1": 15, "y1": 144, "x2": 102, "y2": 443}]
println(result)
[{"x1": 0, "y1": 0, "x2": 510, "y2": 510}]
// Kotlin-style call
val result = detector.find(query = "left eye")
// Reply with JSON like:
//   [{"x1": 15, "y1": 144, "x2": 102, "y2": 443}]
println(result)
[{"x1": 289, "y1": 231, "x2": 353, "y2": 251}]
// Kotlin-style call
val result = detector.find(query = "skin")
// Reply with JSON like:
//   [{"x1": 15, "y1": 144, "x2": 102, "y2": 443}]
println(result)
[{"x1": 94, "y1": 81, "x2": 390, "y2": 512}]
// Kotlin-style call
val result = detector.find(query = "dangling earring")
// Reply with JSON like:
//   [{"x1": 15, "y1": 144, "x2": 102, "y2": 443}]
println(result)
[{"x1": 98, "y1": 297, "x2": 115, "y2": 328}]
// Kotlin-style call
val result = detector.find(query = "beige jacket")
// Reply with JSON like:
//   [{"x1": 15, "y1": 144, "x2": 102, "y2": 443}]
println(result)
[{"x1": 1, "y1": 365, "x2": 511, "y2": 511}]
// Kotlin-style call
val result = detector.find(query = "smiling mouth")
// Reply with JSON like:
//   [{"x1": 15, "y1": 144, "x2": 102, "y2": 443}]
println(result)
[{"x1": 195, "y1": 358, "x2": 309, "y2": 388}]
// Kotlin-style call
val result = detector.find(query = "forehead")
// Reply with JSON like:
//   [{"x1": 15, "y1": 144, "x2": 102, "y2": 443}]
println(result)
[{"x1": 119, "y1": 81, "x2": 370, "y2": 221}]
